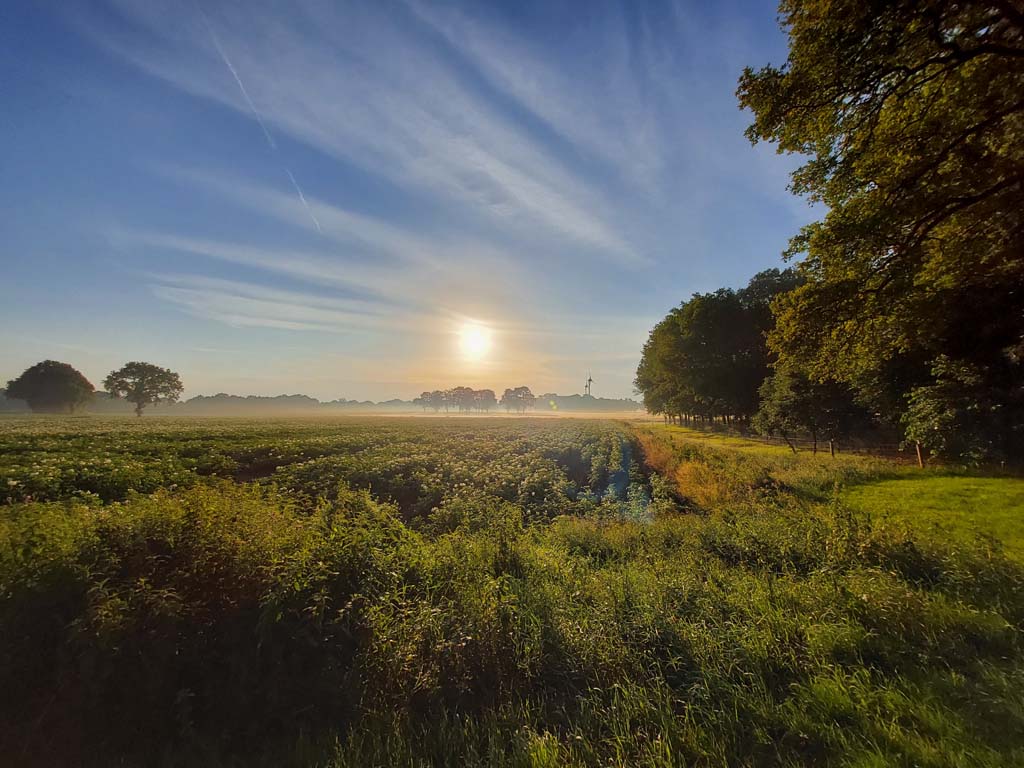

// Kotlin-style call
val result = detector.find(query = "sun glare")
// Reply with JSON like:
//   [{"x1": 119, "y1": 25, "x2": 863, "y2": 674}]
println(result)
[{"x1": 458, "y1": 323, "x2": 492, "y2": 360}]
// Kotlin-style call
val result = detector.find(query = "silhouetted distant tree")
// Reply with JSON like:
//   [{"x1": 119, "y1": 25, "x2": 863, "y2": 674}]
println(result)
[
  {"x1": 500, "y1": 386, "x2": 536, "y2": 414},
  {"x1": 5, "y1": 360, "x2": 94, "y2": 414},
  {"x1": 476, "y1": 389, "x2": 497, "y2": 413},
  {"x1": 500, "y1": 389, "x2": 514, "y2": 413},
  {"x1": 449, "y1": 386, "x2": 476, "y2": 413},
  {"x1": 418, "y1": 387, "x2": 499, "y2": 413},
  {"x1": 104, "y1": 362, "x2": 183, "y2": 417}
]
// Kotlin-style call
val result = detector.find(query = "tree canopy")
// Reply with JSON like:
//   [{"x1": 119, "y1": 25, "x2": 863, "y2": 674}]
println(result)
[
  {"x1": 753, "y1": 365, "x2": 869, "y2": 453},
  {"x1": 476, "y1": 389, "x2": 498, "y2": 412},
  {"x1": 104, "y1": 362, "x2": 183, "y2": 416},
  {"x1": 5, "y1": 360, "x2": 95, "y2": 414},
  {"x1": 738, "y1": 0, "x2": 1024, "y2": 458},
  {"x1": 415, "y1": 388, "x2": 498, "y2": 413},
  {"x1": 500, "y1": 387, "x2": 536, "y2": 414},
  {"x1": 635, "y1": 269, "x2": 800, "y2": 423}
]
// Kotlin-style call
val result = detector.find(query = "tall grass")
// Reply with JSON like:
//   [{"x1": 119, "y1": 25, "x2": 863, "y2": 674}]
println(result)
[
  {"x1": 3, "y1": 470, "x2": 1023, "y2": 766},
  {"x1": 632, "y1": 424, "x2": 893, "y2": 512}
]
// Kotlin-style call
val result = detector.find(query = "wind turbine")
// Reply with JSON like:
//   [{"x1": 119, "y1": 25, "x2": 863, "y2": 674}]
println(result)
[{"x1": 585, "y1": 371, "x2": 594, "y2": 397}]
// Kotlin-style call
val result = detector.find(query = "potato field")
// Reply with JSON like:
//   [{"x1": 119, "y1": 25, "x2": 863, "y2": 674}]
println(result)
[{"x1": 1, "y1": 417, "x2": 1023, "y2": 767}]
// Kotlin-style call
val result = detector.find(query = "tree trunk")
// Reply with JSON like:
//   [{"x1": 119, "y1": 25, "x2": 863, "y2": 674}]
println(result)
[
  {"x1": 829, "y1": 439, "x2": 835, "y2": 458},
  {"x1": 812, "y1": 433, "x2": 817, "y2": 454},
  {"x1": 783, "y1": 434, "x2": 797, "y2": 454},
  {"x1": 915, "y1": 441, "x2": 924, "y2": 468}
]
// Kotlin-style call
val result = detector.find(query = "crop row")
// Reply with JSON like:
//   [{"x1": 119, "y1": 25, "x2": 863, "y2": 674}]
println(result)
[{"x1": 0, "y1": 417, "x2": 671, "y2": 524}]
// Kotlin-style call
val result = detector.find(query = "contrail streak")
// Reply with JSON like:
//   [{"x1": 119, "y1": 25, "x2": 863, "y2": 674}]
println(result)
[
  {"x1": 286, "y1": 168, "x2": 322, "y2": 233},
  {"x1": 205, "y1": 23, "x2": 276, "y2": 150},
  {"x1": 196, "y1": 4, "x2": 322, "y2": 234}
]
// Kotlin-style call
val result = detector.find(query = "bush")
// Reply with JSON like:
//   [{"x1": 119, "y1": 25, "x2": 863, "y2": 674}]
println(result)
[{"x1": 0, "y1": 482, "x2": 421, "y2": 764}]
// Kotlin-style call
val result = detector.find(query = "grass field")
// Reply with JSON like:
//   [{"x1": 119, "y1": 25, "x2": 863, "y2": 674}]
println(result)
[
  {"x1": 634, "y1": 423, "x2": 1024, "y2": 560},
  {"x1": 843, "y1": 475, "x2": 1024, "y2": 562},
  {"x1": 2, "y1": 417, "x2": 1023, "y2": 766}
]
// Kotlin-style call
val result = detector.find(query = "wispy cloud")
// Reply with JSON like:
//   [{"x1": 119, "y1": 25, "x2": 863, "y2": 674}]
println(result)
[
  {"x1": 158, "y1": 168, "x2": 451, "y2": 270},
  {"x1": 409, "y1": 1, "x2": 666, "y2": 193},
  {"x1": 113, "y1": 167, "x2": 535, "y2": 317},
  {"x1": 79, "y1": 0, "x2": 646, "y2": 265},
  {"x1": 118, "y1": 229, "x2": 434, "y2": 310},
  {"x1": 150, "y1": 273, "x2": 433, "y2": 333},
  {"x1": 194, "y1": 4, "x2": 322, "y2": 233}
]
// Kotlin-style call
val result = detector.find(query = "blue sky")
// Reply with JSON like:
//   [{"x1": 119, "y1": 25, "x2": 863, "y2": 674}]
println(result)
[{"x1": 0, "y1": 0, "x2": 813, "y2": 401}]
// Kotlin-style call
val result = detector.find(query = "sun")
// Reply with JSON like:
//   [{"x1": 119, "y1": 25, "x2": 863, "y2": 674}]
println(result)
[{"x1": 458, "y1": 323, "x2": 492, "y2": 360}]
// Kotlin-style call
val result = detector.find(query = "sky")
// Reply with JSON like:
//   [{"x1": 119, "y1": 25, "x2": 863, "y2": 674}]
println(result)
[{"x1": 0, "y1": 0, "x2": 815, "y2": 401}]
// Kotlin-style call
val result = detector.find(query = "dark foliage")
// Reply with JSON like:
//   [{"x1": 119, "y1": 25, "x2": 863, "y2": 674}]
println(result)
[{"x1": 5, "y1": 360, "x2": 94, "y2": 414}]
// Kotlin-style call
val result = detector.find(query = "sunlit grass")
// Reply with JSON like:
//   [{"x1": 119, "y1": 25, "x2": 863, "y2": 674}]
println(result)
[
  {"x1": 633, "y1": 423, "x2": 1024, "y2": 561},
  {"x1": 843, "y1": 475, "x2": 1024, "y2": 562},
  {"x1": 635, "y1": 421, "x2": 806, "y2": 457}
]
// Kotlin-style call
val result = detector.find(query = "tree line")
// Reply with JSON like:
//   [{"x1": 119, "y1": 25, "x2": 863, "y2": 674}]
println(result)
[
  {"x1": 414, "y1": 386, "x2": 537, "y2": 414},
  {"x1": 635, "y1": 268, "x2": 871, "y2": 453},
  {"x1": 4, "y1": 368, "x2": 610, "y2": 419},
  {"x1": 4, "y1": 360, "x2": 183, "y2": 416},
  {"x1": 638, "y1": 0, "x2": 1024, "y2": 463}
]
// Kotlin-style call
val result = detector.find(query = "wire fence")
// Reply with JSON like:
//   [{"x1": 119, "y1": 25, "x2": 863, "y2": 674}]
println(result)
[
  {"x1": 649, "y1": 420, "x2": 1024, "y2": 473},
  {"x1": 660, "y1": 420, "x2": 920, "y2": 463},
  {"x1": 746, "y1": 433, "x2": 917, "y2": 462}
]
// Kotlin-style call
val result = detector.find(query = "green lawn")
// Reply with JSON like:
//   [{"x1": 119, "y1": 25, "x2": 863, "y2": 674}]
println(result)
[
  {"x1": 843, "y1": 474, "x2": 1024, "y2": 561},
  {"x1": 635, "y1": 423, "x2": 1024, "y2": 561}
]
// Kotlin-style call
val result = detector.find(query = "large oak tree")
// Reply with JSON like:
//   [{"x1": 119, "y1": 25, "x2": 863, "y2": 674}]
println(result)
[
  {"x1": 104, "y1": 362, "x2": 183, "y2": 416},
  {"x1": 5, "y1": 360, "x2": 94, "y2": 414},
  {"x1": 634, "y1": 269, "x2": 800, "y2": 423},
  {"x1": 738, "y1": 0, "x2": 1024, "y2": 457}
]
